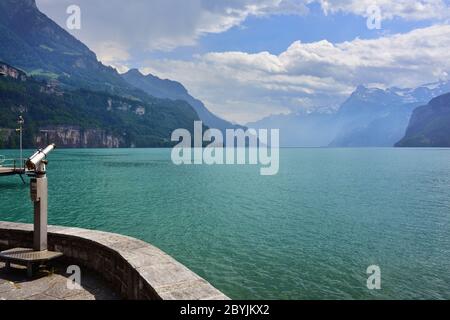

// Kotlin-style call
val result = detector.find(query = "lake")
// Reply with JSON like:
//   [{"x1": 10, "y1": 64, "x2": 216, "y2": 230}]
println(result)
[{"x1": 0, "y1": 148, "x2": 449, "y2": 299}]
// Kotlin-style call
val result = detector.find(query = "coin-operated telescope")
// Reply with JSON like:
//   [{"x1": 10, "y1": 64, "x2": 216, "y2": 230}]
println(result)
[
  {"x1": 26, "y1": 144, "x2": 56, "y2": 251},
  {"x1": 0, "y1": 143, "x2": 62, "y2": 277},
  {"x1": 26, "y1": 144, "x2": 55, "y2": 172}
]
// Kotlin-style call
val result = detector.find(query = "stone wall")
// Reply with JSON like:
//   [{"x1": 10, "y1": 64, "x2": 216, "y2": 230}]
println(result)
[{"x1": 0, "y1": 221, "x2": 229, "y2": 300}]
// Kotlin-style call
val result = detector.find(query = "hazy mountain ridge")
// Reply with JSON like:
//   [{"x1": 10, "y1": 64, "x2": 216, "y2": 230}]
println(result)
[
  {"x1": 328, "y1": 85, "x2": 424, "y2": 147},
  {"x1": 247, "y1": 111, "x2": 338, "y2": 147},
  {"x1": 249, "y1": 81, "x2": 450, "y2": 147},
  {"x1": 122, "y1": 69, "x2": 244, "y2": 132}
]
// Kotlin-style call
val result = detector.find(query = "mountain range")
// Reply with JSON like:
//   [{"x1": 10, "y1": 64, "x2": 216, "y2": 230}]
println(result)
[
  {"x1": 0, "y1": 0, "x2": 130, "y2": 94},
  {"x1": 0, "y1": 0, "x2": 448, "y2": 148},
  {"x1": 0, "y1": 0, "x2": 235, "y2": 148},
  {"x1": 248, "y1": 81, "x2": 450, "y2": 147},
  {"x1": 0, "y1": 61, "x2": 200, "y2": 148}
]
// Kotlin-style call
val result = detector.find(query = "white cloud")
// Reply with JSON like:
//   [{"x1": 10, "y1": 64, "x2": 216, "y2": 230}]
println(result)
[
  {"x1": 93, "y1": 42, "x2": 131, "y2": 73},
  {"x1": 36, "y1": 0, "x2": 450, "y2": 63},
  {"x1": 318, "y1": 0, "x2": 450, "y2": 20},
  {"x1": 142, "y1": 24, "x2": 450, "y2": 123},
  {"x1": 36, "y1": 0, "x2": 309, "y2": 56}
]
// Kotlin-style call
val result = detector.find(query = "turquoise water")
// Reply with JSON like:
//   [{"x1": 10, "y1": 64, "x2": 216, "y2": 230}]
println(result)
[{"x1": 0, "y1": 148, "x2": 449, "y2": 299}]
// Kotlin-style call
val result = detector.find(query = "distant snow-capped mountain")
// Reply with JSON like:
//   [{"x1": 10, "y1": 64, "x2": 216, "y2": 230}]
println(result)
[
  {"x1": 248, "y1": 80, "x2": 450, "y2": 147},
  {"x1": 388, "y1": 80, "x2": 450, "y2": 104}
]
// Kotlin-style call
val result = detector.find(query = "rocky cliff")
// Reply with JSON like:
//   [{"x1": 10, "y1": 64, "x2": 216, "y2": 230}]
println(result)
[
  {"x1": 35, "y1": 126, "x2": 123, "y2": 148},
  {"x1": 0, "y1": 129, "x2": 15, "y2": 148},
  {"x1": 0, "y1": 65, "x2": 200, "y2": 148},
  {"x1": 396, "y1": 93, "x2": 450, "y2": 147},
  {"x1": 1, "y1": 127, "x2": 122, "y2": 149},
  {"x1": 0, "y1": 62, "x2": 26, "y2": 81}
]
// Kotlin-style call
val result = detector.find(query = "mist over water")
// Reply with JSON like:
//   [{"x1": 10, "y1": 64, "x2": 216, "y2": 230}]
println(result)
[{"x1": 1, "y1": 148, "x2": 449, "y2": 299}]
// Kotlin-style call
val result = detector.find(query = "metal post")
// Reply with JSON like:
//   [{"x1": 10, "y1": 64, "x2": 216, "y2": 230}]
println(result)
[
  {"x1": 30, "y1": 162, "x2": 48, "y2": 251},
  {"x1": 17, "y1": 116, "x2": 24, "y2": 168},
  {"x1": 20, "y1": 125, "x2": 22, "y2": 167},
  {"x1": 27, "y1": 144, "x2": 55, "y2": 252}
]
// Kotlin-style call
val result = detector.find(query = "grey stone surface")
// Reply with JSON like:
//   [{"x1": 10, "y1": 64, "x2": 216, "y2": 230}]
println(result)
[
  {"x1": 0, "y1": 221, "x2": 230, "y2": 300},
  {"x1": 0, "y1": 261, "x2": 119, "y2": 300},
  {"x1": 158, "y1": 279, "x2": 229, "y2": 300},
  {"x1": 138, "y1": 261, "x2": 202, "y2": 290},
  {"x1": 0, "y1": 222, "x2": 33, "y2": 232}
]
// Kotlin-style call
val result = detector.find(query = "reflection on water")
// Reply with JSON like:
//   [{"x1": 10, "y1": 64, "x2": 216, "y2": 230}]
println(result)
[{"x1": 0, "y1": 181, "x2": 28, "y2": 191}]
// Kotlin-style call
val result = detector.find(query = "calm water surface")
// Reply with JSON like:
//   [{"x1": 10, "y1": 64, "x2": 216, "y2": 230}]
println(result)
[{"x1": 0, "y1": 148, "x2": 449, "y2": 299}]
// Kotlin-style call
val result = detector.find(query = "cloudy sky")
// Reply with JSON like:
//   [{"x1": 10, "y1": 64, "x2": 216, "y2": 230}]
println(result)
[{"x1": 36, "y1": 0, "x2": 450, "y2": 124}]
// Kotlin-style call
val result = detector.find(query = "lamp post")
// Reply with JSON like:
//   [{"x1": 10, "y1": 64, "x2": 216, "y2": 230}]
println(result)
[{"x1": 17, "y1": 115, "x2": 24, "y2": 168}]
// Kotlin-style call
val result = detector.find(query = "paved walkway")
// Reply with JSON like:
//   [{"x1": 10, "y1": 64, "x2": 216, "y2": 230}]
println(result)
[{"x1": 0, "y1": 261, "x2": 120, "y2": 300}]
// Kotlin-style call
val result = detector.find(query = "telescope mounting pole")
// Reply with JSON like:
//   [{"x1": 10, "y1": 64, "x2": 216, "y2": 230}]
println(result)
[
  {"x1": 27, "y1": 144, "x2": 55, "y2": 252},
  {"x1": 0, "y1": 144, "x2": 61, "y2": 278},
  {"x1": 31, "y1": 161, "x2": 48, "y2": 252}
]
